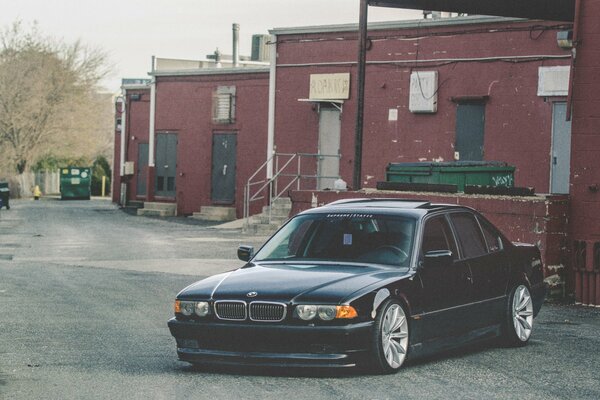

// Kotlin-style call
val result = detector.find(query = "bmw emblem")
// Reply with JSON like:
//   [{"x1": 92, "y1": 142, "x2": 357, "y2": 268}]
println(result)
[{"x1": 246, "y1": 291, "x2": 258, "y2": 298}]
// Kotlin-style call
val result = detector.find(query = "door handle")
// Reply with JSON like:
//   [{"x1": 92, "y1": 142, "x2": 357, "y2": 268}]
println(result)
[
  {"x1": 222, "y1": 165, "x2": 228, "y2": 175},
  {"x1": 553, "y1": 156, "x2": 557, "y2": 165}
]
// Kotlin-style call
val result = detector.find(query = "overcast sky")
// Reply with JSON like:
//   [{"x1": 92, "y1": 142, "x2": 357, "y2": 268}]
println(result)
[{"x1": 0, "y1": 0, "x2": 421, "y2": 92}]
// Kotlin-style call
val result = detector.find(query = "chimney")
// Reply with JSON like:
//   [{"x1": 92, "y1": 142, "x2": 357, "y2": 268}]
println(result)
[{"x1": 232, "y1": 23, "x2": 240, "y2": 68}]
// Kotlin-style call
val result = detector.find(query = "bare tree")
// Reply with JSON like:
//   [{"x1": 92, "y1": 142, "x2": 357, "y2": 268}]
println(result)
[{"x1": 0, "y1": 21, "x2": 112, "y2": 174}]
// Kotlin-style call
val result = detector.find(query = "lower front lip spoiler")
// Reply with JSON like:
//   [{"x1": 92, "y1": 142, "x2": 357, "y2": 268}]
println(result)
[{"x1": 177, "y1": 347, "x2": 363, "y2": 368}]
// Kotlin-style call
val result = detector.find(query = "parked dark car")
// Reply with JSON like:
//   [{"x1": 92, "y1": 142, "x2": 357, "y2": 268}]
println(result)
[{"x1": 168, "y1": 199, "x2": 545, "y2": 373}]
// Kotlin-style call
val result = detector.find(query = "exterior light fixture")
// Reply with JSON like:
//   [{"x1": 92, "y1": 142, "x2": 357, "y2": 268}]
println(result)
[{"x1": 557, "y1": 30, "x2": 573, "y2": 49}]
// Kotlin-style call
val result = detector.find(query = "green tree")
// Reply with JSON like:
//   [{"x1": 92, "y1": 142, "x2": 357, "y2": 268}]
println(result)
[{"x1": 0, "y1": 21, "x2": 112, "y2": 174}]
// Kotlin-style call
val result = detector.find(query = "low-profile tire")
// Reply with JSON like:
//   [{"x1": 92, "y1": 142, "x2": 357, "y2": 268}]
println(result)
[
  {"x1": 503, "y1": 284, "x2": 534, "y2": 347},
  {"x1": 368, "y1": 299, "x2": 410, "y2": 374}
]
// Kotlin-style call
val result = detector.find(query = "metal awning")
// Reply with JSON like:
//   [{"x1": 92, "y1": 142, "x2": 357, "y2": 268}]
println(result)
[
  {"x1": 298, "y1": 98, "x2": 344, "y2": 111},
  {"x1": 368, "y1": 0, "x2": 575, "y2": 22}
]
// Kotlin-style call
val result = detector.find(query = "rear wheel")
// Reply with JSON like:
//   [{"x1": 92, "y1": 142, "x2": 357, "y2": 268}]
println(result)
[
  {"x1": 503, "y1": 284, "x2": 534, "y2": 346},
  {"x1": 369, "y1": 299, "x2": 409, "y2": 374}
]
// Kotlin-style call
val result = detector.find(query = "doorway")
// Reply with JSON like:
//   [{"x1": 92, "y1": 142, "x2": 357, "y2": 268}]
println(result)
[
  {"x1": 455, "y1": 103, "x2": 485, "y2": 161},
  {"x1": 155, "y1": 133, "x2": 178, "y2": 197},
  {"x1": 136, "y1": 143, "x2": 148, "y2": 197},
  {"x1": 550, "y1": 102, "x2": 572, "y2": 194},
  {"x1": 317, "y1": 106, "x2": 341, "y2": 190},
  {"x1": 211, "y1": 133, "x2": 237, "y2": 204}
]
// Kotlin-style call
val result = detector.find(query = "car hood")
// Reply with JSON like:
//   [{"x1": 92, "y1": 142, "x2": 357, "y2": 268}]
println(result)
[{"x1": 178, "y1": 262, "x2": 410, "y2": 304}]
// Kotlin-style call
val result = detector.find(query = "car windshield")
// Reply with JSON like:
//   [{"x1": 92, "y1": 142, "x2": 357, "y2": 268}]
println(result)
[{"x1": 253, "y1": 213, "x2": 416, "y2": 267}]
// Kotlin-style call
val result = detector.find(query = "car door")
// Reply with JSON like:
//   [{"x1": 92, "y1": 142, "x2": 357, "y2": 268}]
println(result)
[
  {"x1": 417, "y1": 214, "x2": 474, "y2": 341},
  {"x1": 448, "y1": 212, "x2": 508, "y2": 329}
]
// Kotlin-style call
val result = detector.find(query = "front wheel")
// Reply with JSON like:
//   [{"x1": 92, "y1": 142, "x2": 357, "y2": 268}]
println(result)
[
  {"x1": 368, "y1": 299, "x2": 410, "y2": 374},
  {"x1": 503, "y1": 284, "x2": 534, "y2": 346}
]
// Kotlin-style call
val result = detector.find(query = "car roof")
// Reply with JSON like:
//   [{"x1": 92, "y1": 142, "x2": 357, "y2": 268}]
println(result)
[{"x1": 299, "y1": 198, "x2": 470, "y2": 216}]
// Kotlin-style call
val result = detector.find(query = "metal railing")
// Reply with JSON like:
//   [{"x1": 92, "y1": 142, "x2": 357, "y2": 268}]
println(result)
[{"x1": 244, "y1": 152, "x2": 341, "y2": 226}]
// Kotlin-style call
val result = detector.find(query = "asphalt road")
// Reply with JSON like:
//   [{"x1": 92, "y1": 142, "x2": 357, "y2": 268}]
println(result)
[{"x1": 1, "y1": 199, "x2": 599, "y2": 399}]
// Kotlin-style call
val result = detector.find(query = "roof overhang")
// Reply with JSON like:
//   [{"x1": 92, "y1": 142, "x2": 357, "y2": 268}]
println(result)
[
  {"x1": 150, "y1": 67, "x2": 270, "y2": 78},
  {"x1": 368, "y1": 0, "x2": 575, "y2": 22}
]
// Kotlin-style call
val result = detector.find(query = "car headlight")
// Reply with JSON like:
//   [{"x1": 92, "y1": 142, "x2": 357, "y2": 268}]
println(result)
[
  {"x1": 317, "y1": 306, "x2": 337, "y2": 321},
  {"x1": 294, "y1": 305, "x2": 358, "y2": 320},
  {"x1": 195, "y1": 301, "x2": 210, "y2": 317},
  {"x1": 175, "y1": 300, "x2": 211, "y2": 317},
  {"x1": 296, "y1": 304, "x2": 318, "y2": 320}
]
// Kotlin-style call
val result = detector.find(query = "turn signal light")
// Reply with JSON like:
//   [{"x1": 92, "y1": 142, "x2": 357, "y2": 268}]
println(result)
[
  {"x1": 174, "y1": 300, "x2": 181, "y2": 314},
  {"x1": 336, "y1": 305, "x2": 358, "y2": 319}
]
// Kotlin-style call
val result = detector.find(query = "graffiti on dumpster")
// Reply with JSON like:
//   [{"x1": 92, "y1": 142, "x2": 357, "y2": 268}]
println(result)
[{"x1": 492, "y1": 175, "x2": 514, "y2": 187}]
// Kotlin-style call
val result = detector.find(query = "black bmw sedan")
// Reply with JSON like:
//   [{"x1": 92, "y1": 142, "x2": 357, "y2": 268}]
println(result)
[{"x1": 168, "y1": 199, "x2": 545, "y2": 373}]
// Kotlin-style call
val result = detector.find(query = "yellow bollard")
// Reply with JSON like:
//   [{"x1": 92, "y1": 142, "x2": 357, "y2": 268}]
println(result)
[
  {"x1": 101, "y1": 176, "x2": 106, "y2": 197},
  {"x1": 33, "y1": 185, "x2": 42, "y2": 200}
]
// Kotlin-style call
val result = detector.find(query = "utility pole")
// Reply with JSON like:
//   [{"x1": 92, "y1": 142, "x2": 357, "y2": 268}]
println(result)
[{"x1": 353, "y1": 0, "x2": 368, "y2": 190}]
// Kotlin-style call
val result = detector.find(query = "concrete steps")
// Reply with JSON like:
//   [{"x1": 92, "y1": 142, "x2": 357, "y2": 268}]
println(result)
[
  {"x1": 243, "y1": 197, "x2": 292, "y2": 235},
  {"x1": 137, "y1": 202, "x2": 176, "y2": 217},
  {"x1": 191, "y1": 206, "x2": 236, "y2": 222}
]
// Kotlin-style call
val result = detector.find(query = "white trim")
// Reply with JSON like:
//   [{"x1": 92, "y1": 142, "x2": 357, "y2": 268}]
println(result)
[
  {"x1": 266, "y1": 34, "x2": 277, "y2": 180},
  {"x1": 148, "y1": 80, "x2": 156, "y2": 167},
  {"x1": 119, "y1": 94, "x2": 126, "y2": 177},
  {"x1": 150, "y1": 67, "x2": 269, "y2": 77}
]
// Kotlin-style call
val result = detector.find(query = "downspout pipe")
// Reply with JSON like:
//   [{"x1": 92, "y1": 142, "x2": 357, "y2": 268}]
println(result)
[
  {"x1": 119, "y1": 89, "x2": 127, "y2": 176},
  {"x1": 566, "y1": 0, "x2": 582, "y2": 121},
  {"x1": 148, "y1": 57, "x2": 156, "y2": 168},
  {"x1": 266, "y1": 34, "x2": 277, "y2": 179}
]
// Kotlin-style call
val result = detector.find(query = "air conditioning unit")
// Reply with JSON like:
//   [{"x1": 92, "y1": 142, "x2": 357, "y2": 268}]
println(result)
[
  {"x1": 251, "y1": 34, "x2": 271, "y2": 62},
  {"x1": 123, "y1": 161, "x2": 135, "y2": 175}
]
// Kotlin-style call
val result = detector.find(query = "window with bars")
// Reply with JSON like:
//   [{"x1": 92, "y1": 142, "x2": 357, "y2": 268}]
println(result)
[{"x1": 213, "y1": 86, "x2": 236, "y2": 123}]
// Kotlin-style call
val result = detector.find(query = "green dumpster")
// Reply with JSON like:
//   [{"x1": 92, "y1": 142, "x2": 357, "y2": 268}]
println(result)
[
  {"x1": 0, "y1": 182, "x2": 9, "y2": 209},
  {"x1": 60, "y1": 167, "x2": 91, "y2": 200},
  {"x1": 385, "y1": 161, "x2": 515, "y2": 192}
]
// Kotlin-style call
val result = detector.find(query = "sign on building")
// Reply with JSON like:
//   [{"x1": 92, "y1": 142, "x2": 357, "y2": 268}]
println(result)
[{"x1": 309, "y1": 73, "x2": 350, "y2": 100}]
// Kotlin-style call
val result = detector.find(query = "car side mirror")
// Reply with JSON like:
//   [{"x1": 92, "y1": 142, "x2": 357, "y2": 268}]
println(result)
[
  {"x1": 423, "y1": 250, "x2": 453, "y2": 268},
  {"x1": 237, "y1": 245, "x2": 254, "y2": 262}
]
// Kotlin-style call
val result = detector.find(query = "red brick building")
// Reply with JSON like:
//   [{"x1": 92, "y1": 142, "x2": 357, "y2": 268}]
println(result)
[
  {"x1": 269, "y1": 16, "x2": 572, "y2": 193},
  {"x1": 113, "y1": 65, "x2": 270, "y2": 218}
]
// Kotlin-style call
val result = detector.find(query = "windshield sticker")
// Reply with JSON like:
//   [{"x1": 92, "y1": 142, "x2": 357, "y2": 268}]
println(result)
[
  {"x1": 327, "y1": 213, "x2": 374, "y2": 219},
  {"x1": 343, "y1": 234, "x2": 353, "y2": 245}
]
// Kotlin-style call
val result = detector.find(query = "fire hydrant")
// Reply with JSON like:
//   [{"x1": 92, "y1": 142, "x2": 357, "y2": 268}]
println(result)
[{"x1": 33, "y1": 185, "x2": 42, "y2": 200}]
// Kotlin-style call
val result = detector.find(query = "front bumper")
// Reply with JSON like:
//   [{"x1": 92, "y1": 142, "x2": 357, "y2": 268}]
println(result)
[{"x1": 167, "y1": 318, "x2": 374, "y2": 368}]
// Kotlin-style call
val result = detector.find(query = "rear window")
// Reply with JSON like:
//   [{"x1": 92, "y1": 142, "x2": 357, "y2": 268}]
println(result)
[
  {"x1": 449, "y1": 213, "x2": 487, "y2": 259},
  {"x1": 478, "y1": 217, "x2": 503, "y2": 253}
]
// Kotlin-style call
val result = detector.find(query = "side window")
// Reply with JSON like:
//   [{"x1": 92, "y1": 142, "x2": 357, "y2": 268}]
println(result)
[
  {"x1": 478, "y1": 217, "x2": 503, "y2": 253},
  {"x1": 449, "y1": 213, "x2": 487, "y2": 259},
  {"x1": 422, "y1": 216, "x2": 458, "y2": 259}
]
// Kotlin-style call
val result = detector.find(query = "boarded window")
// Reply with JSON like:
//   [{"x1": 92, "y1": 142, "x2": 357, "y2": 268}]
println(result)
[{"x1": 213, "y1": 86, "x2": 236, "y2": 123}]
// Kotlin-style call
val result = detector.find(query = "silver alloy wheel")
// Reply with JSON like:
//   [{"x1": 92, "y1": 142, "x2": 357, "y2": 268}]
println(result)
[
  {"x1": 512, "y1": 285, "x2": 534, "y2": 342},
  {"x1": 381, "y1": 303, "x2": 409, "y2": 369}
]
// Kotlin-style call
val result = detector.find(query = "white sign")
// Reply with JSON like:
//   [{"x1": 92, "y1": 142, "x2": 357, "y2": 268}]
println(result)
[
  {"x1": 388, "y1": 109, "x2": 398, "y2": 121},
  {"x1": 409, "y1": 71, "x2": 438, "y2": 113},
  {"x1": 538, "y1": 66, "x2": 570, "y2": 96},
  {"x1": 309, "y1": 73, "x2": 350, "y2": 100}
]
